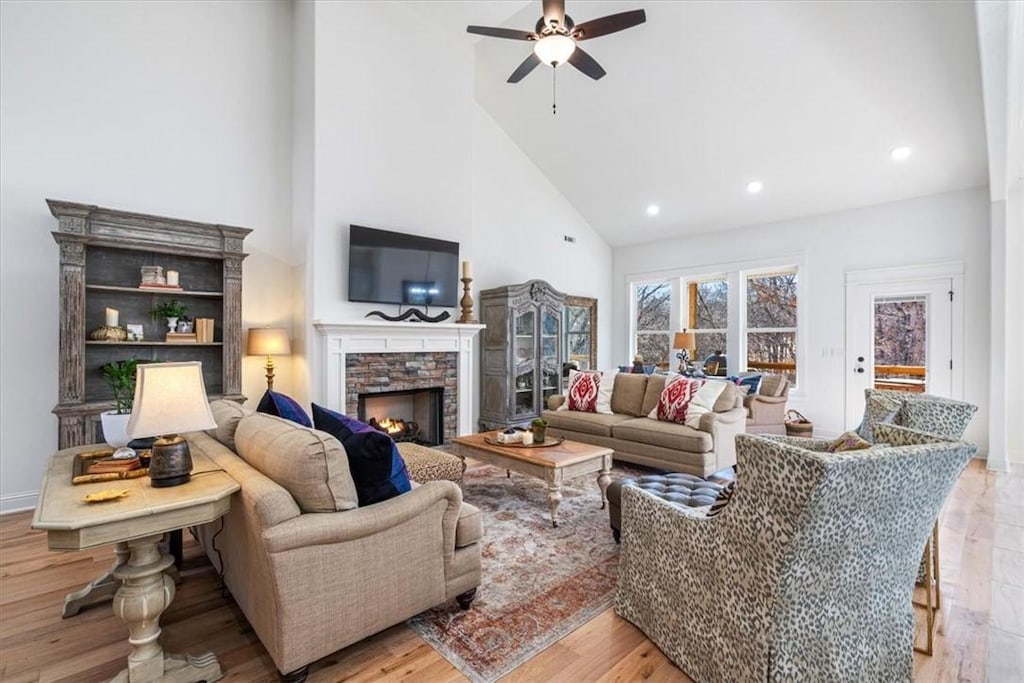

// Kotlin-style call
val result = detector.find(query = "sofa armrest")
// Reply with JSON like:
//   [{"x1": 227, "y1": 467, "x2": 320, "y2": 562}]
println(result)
[
  {"x1": 262, "y1": 480, "x2": 463, "y2": 553},
  {"x1": 698, "y1": 406, "x2": 745, "y2": 470},
  {"x1": 548, "y1": 394, "x2": 566, "y2": 411},
  {"x1": 746, "y1": 394, "x2": 788, "y2": 424}
]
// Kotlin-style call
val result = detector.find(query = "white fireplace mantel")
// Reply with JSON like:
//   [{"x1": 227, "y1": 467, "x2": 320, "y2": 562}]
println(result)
[{"x1": 313, "y1": 320, "x2": 485, "y2": 436}]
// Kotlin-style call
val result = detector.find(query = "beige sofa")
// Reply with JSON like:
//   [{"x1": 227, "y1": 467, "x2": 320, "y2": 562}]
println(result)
[
  {"x1": 542, "y1": 373, "x2": 746, "y2": 477},
  {"x1": 190, "y1": 401, "x2": 482, "y2": 681}
]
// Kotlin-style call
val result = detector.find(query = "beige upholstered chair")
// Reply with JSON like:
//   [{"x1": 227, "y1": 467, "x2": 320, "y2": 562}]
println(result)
[
  {"x1": 615, "y1": 429, "x2": 976, "y2": 682},
  {"x1": 743, "y1": 374, "x2": 790, "y2": 435}
]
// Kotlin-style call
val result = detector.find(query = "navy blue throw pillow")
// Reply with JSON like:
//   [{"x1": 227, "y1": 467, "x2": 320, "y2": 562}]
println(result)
[
  {"x1": 311, "y1": 403, "x2": 411, "y2": 506},
  {"x1": 257, "y1": 390, "x2": 312, "y2": 427}
]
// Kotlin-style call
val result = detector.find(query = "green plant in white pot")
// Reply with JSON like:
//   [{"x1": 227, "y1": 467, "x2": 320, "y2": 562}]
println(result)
[
  {"x1": 150, "y1": 299, "x2": 189, "y2": 333},
  {"x1": 100, "y1": 358, "x2": 139, "y2": 449}
]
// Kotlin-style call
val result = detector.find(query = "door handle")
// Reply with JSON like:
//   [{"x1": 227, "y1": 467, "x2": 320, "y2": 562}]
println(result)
[
  {"x1": 856, "y1": 367, "x2": 865, "y2": 374},
  {"x1": 855, "y1": 355, "x2": 866, "y2": 374}
]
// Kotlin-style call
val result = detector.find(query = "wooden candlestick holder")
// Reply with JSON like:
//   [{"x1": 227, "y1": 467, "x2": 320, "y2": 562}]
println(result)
[{"x1": 457, "y1": 277, "x2": 478, "y2": 324}]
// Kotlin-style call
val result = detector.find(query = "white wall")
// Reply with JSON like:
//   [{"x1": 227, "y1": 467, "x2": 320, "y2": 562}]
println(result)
[
  {"x1": 613, "y1": 187, "x2": 991, "y2": 453},
  {"x1": 301, "y1": 2, "x2": 611, "y2": 421},
  {"x1": 0, "y1": 0, "x2": 296, "y2": 512}
]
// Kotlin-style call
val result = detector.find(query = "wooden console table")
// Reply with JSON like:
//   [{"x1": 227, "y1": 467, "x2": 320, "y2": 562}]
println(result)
[{"x1": 32, "y1": 444, "x2": 240, "y2": 683}]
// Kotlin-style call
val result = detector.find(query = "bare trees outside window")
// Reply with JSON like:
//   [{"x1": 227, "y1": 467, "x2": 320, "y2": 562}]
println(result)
[
  {"x1": 634, "y1": 282, "x2": 671, "y2": 366},
  {"x1": 746, "y1": 271, "x2": 798, "y2": 384},
  {"x1": 690, "y1": 279, "x2": 728, "y2": 366}
]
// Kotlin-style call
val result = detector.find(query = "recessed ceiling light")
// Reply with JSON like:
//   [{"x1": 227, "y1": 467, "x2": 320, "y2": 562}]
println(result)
[
  {"x1": 890, "y1": 146, "x2": 912, "y2": 161},
  {"x1": 646, "y1": 204, "x2": 660, "y2": 216},
  {"x1": 746, "y1": 181, "x2": 763, "y2": 194}
]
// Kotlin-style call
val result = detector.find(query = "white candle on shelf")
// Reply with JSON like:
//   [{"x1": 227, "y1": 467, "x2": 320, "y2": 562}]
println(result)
[
  {"x1": 105, "y1": 307, "x2": 119, "y2": 327},
  {"x1": 166, "y1": 270, "x2": 179, "y2": 286},
  {"x1": 461, "y1": 260, "x2": 472, "y2": 279}
]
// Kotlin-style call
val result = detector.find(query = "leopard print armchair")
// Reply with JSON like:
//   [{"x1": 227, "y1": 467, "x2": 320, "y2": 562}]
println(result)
[{"x1": 614, "y1": 431, "x2": 976, "y2": 682}]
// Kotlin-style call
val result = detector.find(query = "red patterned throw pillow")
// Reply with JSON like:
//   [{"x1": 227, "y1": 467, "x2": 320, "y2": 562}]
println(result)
[
  {"x1": 564, "y1": 370, "x2": 601, "y2": 413},
  {"x1": 649, "y1": 375, "x2": 706, "y2": 424}
]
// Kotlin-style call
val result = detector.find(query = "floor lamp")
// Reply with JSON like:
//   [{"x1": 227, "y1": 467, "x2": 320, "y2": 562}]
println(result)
[{"x1": 247, "y1": 327, "x2": 291, "y2": 392}]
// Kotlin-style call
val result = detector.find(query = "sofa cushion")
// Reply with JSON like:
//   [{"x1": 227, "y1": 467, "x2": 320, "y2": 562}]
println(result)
[
  {"x1": 234, "y1": 413, "x2": 359, "y2": 513},
  {"x1": 543, "y1": 410, "x2": 633, "y2": 437},
  {"x1": 611, "y1": 373, "x2": 649, "y2": 417},
  {"x1": 335, "y1": 431, "x2": 413, "y2": 506},
  {"x1": 649, "y1": 376, "x2": 718, "y2": 426},
  {"x1": 827, "y1": 430, "x2": 872, "y2": 453},
  {"x1": 706, "y1": 481, "x2": 736, "y2": 518},
  {"x1": 857, "y1": 390, "x2": 902, "y2": 442},
  {"x1": 640, "y1": 374, "x2": 669, "y2": 417},
  {"x1": 712, "y1": 381, "x2": 739, "y2": 412},
  {"x1": 206, "y1": 399, "x2": 251, "y2": 451},
  {"x1": 256, "y1": 390, "x2": 312, "y2": 427},
  {"x1": 311, "y1": 403, "x2": 412, "y2": 506},
  {"x1": 730, "y1": 374, "x2": 762, "y2": 395},
  {"x1": 456, "y1": 502, "x2": 483, "y2": 548},
  {"x1": 612, "y1": 417, "x2": 714, "y2": 453},
  {"x1": 759, "y1": 375, "x2": 788, "y2": 397},
  {"x1": 560, "y1": 370, "x2": 603, "y2": 413}
]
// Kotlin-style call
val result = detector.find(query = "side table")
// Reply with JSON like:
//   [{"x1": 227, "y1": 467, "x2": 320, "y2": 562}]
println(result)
[{"x1": 32, "y1": 444, "x2": 240, "y2": 683}]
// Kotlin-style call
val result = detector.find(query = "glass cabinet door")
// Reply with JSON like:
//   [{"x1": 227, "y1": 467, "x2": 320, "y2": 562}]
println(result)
[
  {"x1": 513, "y1": 310, "x2": 536, "y2": 416},
  {"x1": 540, "y1": 309, "x2": 561, "y2": 407}
]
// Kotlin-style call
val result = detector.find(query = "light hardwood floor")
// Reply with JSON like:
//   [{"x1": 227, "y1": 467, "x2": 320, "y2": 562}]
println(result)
[{"x1": 0, "y1": 459, "x2": 1016, "y2": 682}]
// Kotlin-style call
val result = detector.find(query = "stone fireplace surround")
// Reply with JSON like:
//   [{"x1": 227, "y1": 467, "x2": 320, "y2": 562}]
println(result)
[{"x1": 314, "y1": 321, "x2": 485, "y2": 441}]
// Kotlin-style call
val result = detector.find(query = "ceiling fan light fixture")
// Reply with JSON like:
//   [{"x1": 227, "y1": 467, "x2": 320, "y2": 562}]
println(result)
[{"x1": 534, "y1": 34, "x2": 576, "y2": 66}]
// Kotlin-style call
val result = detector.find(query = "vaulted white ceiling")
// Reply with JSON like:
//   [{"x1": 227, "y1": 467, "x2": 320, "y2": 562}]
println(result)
[{"x1": 452, "y1": 1, "x2": 988, "y2": 247}]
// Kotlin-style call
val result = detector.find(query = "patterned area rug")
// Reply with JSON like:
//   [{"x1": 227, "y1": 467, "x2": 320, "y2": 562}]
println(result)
[{"x1": 407, "y1": 462, "x2": 634, "y2": 683}]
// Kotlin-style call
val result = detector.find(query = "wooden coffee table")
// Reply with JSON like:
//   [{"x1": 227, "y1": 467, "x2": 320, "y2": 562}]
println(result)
[{"x1": 453, "y1": 431, "x2": 613, "y2": 527}]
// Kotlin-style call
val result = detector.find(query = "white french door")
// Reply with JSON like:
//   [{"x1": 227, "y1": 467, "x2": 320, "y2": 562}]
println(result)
[{"x1": 845, "y1": 266, "x2": 963, "y2": 429}]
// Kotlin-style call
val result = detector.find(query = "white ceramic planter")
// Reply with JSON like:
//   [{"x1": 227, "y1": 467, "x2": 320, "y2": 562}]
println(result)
[{"x1": 100, "y1": 410, "x2": 132, "y2": 448}]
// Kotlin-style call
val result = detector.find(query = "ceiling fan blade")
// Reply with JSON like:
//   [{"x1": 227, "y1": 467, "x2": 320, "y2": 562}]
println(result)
[
  {"x1": 571, "y1": 9, "x2": 647, "y2": 41},
  {"x1": 466, "y1": 25, "x2": 536, "y2": 41},
  {"x1": 567, "y1": 46, "x2": 606, "y2": 80},
  {"x1": 507, "y1": 53, "x2": 542, "y2": 83},
  {"x1": 542, "y1": 0, "x2": 566, "y2": 29}
]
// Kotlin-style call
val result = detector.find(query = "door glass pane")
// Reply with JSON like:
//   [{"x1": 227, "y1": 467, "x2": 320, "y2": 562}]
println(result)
[
  {"x1": 541, "y1": 311, "x2": 560, "y2": 399},
  {"x1": 514, "y1": 310, "x2": 535, "y2": 415},
  {"x1": 873, "y1": 296, "x2": 927, "y2": 393}
]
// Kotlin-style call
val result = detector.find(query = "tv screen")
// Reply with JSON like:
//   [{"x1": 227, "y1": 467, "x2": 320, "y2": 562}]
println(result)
[{"x1": 348, "y1": 225, "x2": 460, "y2": 308}]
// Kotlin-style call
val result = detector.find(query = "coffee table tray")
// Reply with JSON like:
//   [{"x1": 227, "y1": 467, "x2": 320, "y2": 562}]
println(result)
[{"x1": 483, "y1": 436, "x2": 565, "y2": 449}]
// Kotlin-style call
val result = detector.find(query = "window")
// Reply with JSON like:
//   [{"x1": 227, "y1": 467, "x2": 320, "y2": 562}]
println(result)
[
  {"x1": 746, "y1": 270, "x2": 798, "y2": 384},
  {"x1": 634, "y1": 282, "x2": 671, "y2": 367},
  {"x1": 687, "y1": 278, "x2": 728, "y2": 369}
]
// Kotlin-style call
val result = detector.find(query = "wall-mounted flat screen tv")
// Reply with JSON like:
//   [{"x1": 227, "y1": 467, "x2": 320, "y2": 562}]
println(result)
[{"x1": 348, "y1": 225, "x2": 460, "y2": 308}]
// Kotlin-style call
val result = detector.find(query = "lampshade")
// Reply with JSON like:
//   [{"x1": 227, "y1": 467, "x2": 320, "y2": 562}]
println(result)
[
  {"x1": 247, "y1": 327, "x2": 291, "y2": 356},
  {"x1": 673, "y1": 331, "x2": 697, "y2": 352},
  {"x1": 127, "y1": 362, "x2": 216, "y2": 439},
  {"x1": 533, "y1": 34, "x2": 576, "y2": 65}
]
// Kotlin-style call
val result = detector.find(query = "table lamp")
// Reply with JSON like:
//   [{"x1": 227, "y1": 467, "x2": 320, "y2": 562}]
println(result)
[
  {"x1": 247, "y1": 327, "x2": 291, "y2": 392},
  {"x1": 673, "y1": 330, "x2": 697, "y2": 373},
  {"x1": 127, "y1": 361, "x2": 216, "y2": 488}
]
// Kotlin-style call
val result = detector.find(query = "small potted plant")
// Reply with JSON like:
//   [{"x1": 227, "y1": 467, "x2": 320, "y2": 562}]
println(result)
[
  {"x1": 150, "y1": 299, "x2": 189, "y2": 333},
  {"x1": 531, "y1": 417, "x2": 548, "y2": 444},
  {"x1": 100, "y1": 358, "x2": 139, "y2": 447}
]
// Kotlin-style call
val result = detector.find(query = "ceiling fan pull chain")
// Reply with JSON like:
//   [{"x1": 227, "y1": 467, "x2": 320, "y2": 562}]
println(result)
[{"x1": 552, "y1": 67, "x2": 557, "y2": 115}]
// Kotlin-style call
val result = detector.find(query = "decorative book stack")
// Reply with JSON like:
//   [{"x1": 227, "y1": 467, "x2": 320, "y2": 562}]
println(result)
[
  {"x1": 195, "y1": 318, "x2": 215, "y2": 343},
  {"x1": 166, "y1": 332, "x2": 197, "y2": 343}
]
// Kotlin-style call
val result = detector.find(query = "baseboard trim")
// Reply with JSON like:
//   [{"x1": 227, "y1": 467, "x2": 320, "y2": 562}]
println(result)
[{"x1": 1, "y1": 490, "x2": 38, "y2": 515}]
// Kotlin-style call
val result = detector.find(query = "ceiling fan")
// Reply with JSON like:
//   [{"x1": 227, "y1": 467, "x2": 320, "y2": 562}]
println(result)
[{"x1": 467, "y1": 0, "x2": 647, "y2": 84}]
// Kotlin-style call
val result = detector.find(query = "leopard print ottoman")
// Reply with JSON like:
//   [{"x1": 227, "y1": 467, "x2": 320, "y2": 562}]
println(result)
[{"x1": 396, "y1": 442, "x2": 465, "y2": 486}]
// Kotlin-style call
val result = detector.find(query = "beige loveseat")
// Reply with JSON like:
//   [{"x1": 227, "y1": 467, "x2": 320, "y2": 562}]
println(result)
[
  {"x1": 542, "y1": 373, "x2": 746, "y2": 477},
  {"x1": 190, "y1": 401, "x2": 483, "y2": 681}
]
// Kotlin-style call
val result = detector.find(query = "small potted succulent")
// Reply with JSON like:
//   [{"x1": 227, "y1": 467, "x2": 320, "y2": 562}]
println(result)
[
  {"x1": 531, "y1": 417, "x2": 548, "y2": 444},
  {"x1": 99, "y1": 358, "x2": 139, "y2": 447},
  {"x1": 150, "y1": 299, "x2": 189, "y2": 333}
]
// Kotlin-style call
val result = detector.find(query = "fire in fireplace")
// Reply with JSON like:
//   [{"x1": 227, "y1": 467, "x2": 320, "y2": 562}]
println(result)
[
  {"x1": 368, "y1": 417, "x2": 422, "y2": 443},
  {"x1": 358, "y1": 386, "x2": 444, "y2": 446}
]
